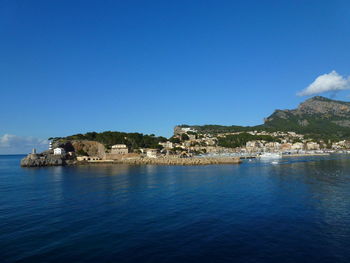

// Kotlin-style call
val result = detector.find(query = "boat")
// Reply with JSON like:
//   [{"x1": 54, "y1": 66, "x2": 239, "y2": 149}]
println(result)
[{"x1": 259, "y1": 152, "x2": 282, "y2": 159}]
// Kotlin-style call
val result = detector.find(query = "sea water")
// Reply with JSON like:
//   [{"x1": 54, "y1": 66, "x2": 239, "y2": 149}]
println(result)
[{"x1": 1, "y1": 155, "x2": 350, "y2": 262}]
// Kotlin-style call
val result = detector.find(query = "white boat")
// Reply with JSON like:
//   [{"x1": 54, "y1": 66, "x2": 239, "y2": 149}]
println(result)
[{"x1": 259, "y1": 152, "x2": 282, "y2": 159}]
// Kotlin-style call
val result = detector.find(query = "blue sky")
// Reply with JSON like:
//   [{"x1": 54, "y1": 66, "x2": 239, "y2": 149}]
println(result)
[{"x1": 1, "y1": 0, "x2": 350, "y2": 153}]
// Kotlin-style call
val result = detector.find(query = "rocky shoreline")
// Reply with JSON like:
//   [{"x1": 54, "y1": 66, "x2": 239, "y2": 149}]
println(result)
[{"x1": 20, "y1": 153, "x2": 75, "y2": 167}]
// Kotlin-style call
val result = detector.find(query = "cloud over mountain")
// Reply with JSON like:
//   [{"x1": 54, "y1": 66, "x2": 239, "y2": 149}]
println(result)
[
  {"x1": 298, "y1": 71, "x2": 350, "y2": 96},
  {"x1": 0, "y1": 134, "x2": 48, "y2": 154}
]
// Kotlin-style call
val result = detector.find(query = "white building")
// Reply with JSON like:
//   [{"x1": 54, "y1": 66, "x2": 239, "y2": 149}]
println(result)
[
  {"x1": 53, "y1": 147, "x2": 66, "y2": 155},
  {"x1": 111, "y1": 144, "x2": 129, "y2": 155},
  {"x1": 246, "y1": 141, "x2": 263, "y2": 152},
  {"x1": 291, "y1": 142, "x2": 304, "y2": 151},
  {"x1": 264, "y1": 142, "x2": 281, "y2": 151},
  {"x1": 146, "y1": 149, "x2": 158, "y2": 158},
  {"x1": 159, "y1": 141, "x2": 173, "y2": 149},
  {"x1": 306, "y1": 142, "x2": 320, "y2": 151},
  {"x1": 77, "y1": 156, "x2": 101, "y2": 161}
]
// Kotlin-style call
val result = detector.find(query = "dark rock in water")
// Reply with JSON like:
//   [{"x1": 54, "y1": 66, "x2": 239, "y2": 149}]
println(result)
[{"x1": 21, "y1": 153, "x2": 66, "y2": 167}]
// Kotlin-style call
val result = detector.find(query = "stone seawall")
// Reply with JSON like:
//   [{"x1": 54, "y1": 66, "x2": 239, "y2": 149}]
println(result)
[
  {"x1": 21, "y1": 154, "x2": 241, "y2": 167},
  {"x1": 113, "y1": 157, "x2": 242, "y2": 166}
]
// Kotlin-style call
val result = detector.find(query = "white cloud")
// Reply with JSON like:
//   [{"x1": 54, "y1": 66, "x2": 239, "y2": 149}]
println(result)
[
  {"x1": 297, "y1": 71, "x2": 350, "y2": 96},
  {"x1": 0, "y1": 134, "x2": 49, "y2": 154}
]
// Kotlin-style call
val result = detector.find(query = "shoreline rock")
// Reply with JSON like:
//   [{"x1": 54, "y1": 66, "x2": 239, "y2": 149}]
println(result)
[{"x1": 20, "y1": 153, "x2": 67, "y2": 167}]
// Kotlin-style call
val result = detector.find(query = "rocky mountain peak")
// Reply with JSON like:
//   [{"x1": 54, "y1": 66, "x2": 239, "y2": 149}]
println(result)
[
  {"x1": 297, "y1": 96, "x2": 350, "y2": 116},
  {"x1": 180, "y1": 96, "x2": 350, "y2": 140}
]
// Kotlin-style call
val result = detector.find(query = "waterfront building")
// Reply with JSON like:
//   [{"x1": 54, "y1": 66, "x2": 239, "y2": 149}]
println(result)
[
  {"x1": 280, "y1": 143, "x2": 292, "y2": 151},
  {"x1": 246, "y1": 141, "x2": 263, "y2": 152},
  {"x1": 306, "y1": 142, "x2": 320, "y2": 151},
  {"x1": 332, "y1": 140, "x2": 350, "y2": 149},
  {"x1": 146, "y1": 149, "x2": 158, "y2": 158},
  {"x1": 291, "y1": 142, "x2": 304, "y2": 150},
  {"x1": 264, "y1": 142, "x2": 281, "y2": 151},
  {"x1": 77, "y1": 156, "x2": 101, "y2": 161}
]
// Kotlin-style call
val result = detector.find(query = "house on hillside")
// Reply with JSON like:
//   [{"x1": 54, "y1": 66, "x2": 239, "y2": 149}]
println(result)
[
  {"x1": 159, "y1": 141, "x2": 173, "y2": 149},
  {"x1": 111, "y1": 144, "x2": 129, "y2": 155},
  {"x1": 53, "y1": 148, "x2": 66, "y2": 155}
]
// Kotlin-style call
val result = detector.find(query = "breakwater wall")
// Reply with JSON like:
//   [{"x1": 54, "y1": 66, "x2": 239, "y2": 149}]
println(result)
[{"x1": 113, "y1": 157, "x2": 242, "y2": 165}]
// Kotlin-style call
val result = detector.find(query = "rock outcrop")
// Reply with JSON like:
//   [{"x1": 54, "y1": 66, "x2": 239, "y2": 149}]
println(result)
[
  {"x1": 50, "y1": 140, "x2": 106, "y2": 158},
  {"x1": 266, "y1": 96, "x2": 350, "y2": 122},
  {"x1": 21, "y1": 153, "x2": 66, "y2": 167},
  {"x1": 69, "y1": 140, "x2": 106, "y2": 158},
  {"x1": 297, "y1": 96, "x2": 350, "y2": 116},
  {"x1": 21, "y1": 140, "x2": 106, "y2": 167}
]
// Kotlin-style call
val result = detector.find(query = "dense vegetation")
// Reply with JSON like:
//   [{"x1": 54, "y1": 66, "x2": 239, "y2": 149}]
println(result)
[
  {"x1": 217, "y1": 133, "x2": 280, "y2": 148},
  {"x1": 264, "y1": 112, "x2": 350, "y2": 141},
  {"x1": 51, "y1": 131, "x2": 167, "y2": 150},
  {"x1": 182, "y1": 119, "x2": 350, "y2": 143},
  {"x1": 180, "y1": 114, "x2": 350, "y2": 143}
]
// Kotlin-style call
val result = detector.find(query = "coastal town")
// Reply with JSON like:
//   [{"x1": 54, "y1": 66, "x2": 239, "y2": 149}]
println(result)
[
  {"x1": 20, "y1": 96, "x2": 350, "y2": 167},
  {"x1": 77, "y1": 126, "x2": 350, "y2": 160},
  {"x1": 21, "y1": 125, "x2": 350, "y2": 167}
]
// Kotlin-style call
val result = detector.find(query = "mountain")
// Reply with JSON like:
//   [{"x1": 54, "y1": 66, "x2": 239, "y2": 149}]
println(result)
[
  {"x1": 178, "y1": 96, "x2": 350, "y2": 141},
  {"x1": 263, "y1": 96, "x2": 350, "y2": 139}
]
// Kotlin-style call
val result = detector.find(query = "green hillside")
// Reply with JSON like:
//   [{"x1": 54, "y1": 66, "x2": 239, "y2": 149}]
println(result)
[
  {"x1": 51, "y1": 131, "x2": 168, "y2": 150},
  {"x1": 179, "y1": 96, "x2": 350, "y2": 141}
]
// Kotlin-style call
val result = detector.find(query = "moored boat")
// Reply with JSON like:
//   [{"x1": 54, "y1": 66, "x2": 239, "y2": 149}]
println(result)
[{"x1": 259, "y1": 152, "x2": 282, "y2": 159}]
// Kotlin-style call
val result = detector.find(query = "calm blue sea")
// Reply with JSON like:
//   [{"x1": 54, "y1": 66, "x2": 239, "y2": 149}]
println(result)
[{"x1": 1, "y1": 155, "x2": 350, "y2": 262}]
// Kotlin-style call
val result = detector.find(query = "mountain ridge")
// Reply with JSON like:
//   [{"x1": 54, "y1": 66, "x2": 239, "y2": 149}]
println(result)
[{"x1": 179, "y1": 96, "x2": 350, "y2": 140}]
